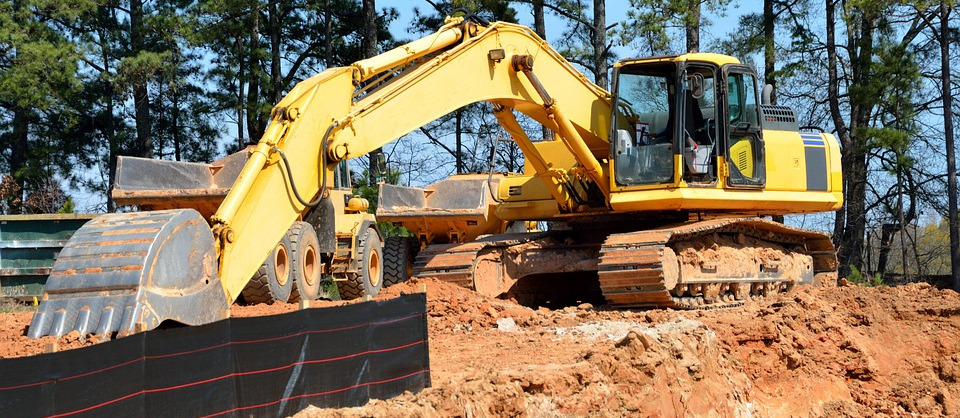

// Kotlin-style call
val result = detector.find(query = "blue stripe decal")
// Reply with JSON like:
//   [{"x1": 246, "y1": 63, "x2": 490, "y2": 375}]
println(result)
[
  {"x1": 803, "y1": 140, "x2": 825, "y2": 146},
  {"x1": 800, "y1": 133, "x2": 823, "y2": 139}
]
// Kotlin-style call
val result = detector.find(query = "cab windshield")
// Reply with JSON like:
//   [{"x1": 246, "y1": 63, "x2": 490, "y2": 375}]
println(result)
[{"x1": 612, "y1": 65, "x2": 676, "y2": 185}]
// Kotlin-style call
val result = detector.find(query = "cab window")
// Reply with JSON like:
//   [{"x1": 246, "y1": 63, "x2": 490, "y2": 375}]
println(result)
[
  {"x1": 725, "y1": 71, "x2": 765, "y2": 187},
  {"x1": 612, "y1": 66, "x2": 676, "y2": 186}
]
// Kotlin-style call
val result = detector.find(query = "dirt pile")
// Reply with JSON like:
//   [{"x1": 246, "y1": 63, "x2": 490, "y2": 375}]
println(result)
[
  {"x1": 378, "y1": 277, "x2": 539, "y2": 333},
  {"x1": 699, "y1": 282, "x2": 960, "y2": 416},
  {"x1": 3, "y1": 278, "x2": 959, "y2": 417},
  {"x1": 0, "y1": 312, "x2": 95, "y2": 358},
  {"x1": 298, "y1": 280, "x2": 960, "y2": 417}
]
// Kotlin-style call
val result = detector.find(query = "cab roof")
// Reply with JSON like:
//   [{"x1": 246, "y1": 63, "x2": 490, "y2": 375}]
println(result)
[{"x1": 615, "y1": 53, "x2": 742, "y2": 68}]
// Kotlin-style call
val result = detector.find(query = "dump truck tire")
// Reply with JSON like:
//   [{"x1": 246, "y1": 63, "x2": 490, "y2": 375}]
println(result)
[
  {"x1": 384, "y1": 236, "x2": 418, "y2": 287},
  {"x1": 288, "y1": 221, "x2": 322, "y2": 302},
  {"x1": 338, "y1": 228, "x2": 383, "y2": 299},
  {"x1": 242, "y1": 232, "x2": 294, "y2": 304}
]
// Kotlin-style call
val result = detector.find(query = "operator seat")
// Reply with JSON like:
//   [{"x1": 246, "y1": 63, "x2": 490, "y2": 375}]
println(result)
[
  {"x1": 684, "y1": 92, "x2": 707, "y2": 144},
  {"x1": 654, "y1": 90, "x2": 706, "y2": 144}
]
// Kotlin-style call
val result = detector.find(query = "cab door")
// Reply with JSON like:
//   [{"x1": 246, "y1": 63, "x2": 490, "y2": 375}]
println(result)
[{"x1": 721, "y1": 65, "x2": 766, "y2": 188}]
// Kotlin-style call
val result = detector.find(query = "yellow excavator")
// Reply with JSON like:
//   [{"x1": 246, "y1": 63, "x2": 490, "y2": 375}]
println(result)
[{"x1": 29, "y1": 16, "x2": 841, "y2": 339}]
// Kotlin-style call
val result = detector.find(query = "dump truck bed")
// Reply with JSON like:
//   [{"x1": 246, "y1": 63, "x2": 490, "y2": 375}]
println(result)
[
  {"x1": 377, "y1": 174, "x2": 510, "y2": 244},
  {"x1": 112, "y1": 148, "x2": 251, "y2": 218}
]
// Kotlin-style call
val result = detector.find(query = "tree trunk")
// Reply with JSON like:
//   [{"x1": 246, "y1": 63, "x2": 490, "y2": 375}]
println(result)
[
  {"x1": 101, "y1": 23, "x2": 118, "y2": 212},
  {"x1": 130, "y1": 0, "x2": 152, "y2": 158},
  {"x1": 826, "y1": 0, "x2": 848, "y2": 253},
  {"x1": 9, "y1": 107, "x2": 29, "y2": 214},
  {"x1": 362, "y1": 0, "x2": 376, "y2": 57},
  {"x1": 838, "y1": 7, "x2": 877, "y2": 276},
  {"x1": 592, "y1": 0, "x2": 608, "y2": 89},
  {"x1": 827, "y1": 0, "x2": 874, "y2": 276},
  {"x1": 324, "y1": 0, "x2": 333, "y2": 67},
  {"x1": 764, "y1": 0, "x2": 782, "y2": 224},
  {"x1": 876, "y1": 222, "x2": 895, "y2": 276},
  {"x1": 838, "y1": 148, "x2": 868, "y2": 275},
  {"x1": 173, "y1": 76, "x2": 182, "y2": 161},
  {"x1": 533, "y1": 0, "x2": 551, "y2": 141},
  {"x1": 155, "y1": 83, "x2": 166, "y2": 157},
  {"x1": 246, "y1": 4, "x2": 263, "y2": 141},
  {"x1": 685, "y1": 0, "x2": 701, "y2": 53},
  {"x1": 455, "y1": 109, "x2": 463, "y2": 174},
  {"x1": 235, "y1": 34, "x2": 245, "y2": 151},
  {"x1": 763, "y1": 0, "x2": 776, "y2": 104},
  {"x1": 533, "y1": 1, "x2": 545, "y2": 40},
  {"x1": 269, "y1": 0, "x2": 282, "y2": 104},
  {"x1": 363, "y1": 0, "x2": 383, "y2": 186},
  {"x1": 106, "y1": 85, "x2": 118, "y2": 212},
  {"x1": 941, "y1": 2, "x2": 959, "y2": 291}
]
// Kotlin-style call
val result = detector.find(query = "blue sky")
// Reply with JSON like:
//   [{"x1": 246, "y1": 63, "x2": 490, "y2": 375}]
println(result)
[{"x1": 386, "y1": 0, "x2": 755, "y2": 59}]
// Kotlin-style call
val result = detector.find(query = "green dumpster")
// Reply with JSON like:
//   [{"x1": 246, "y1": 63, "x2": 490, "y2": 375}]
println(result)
[{"x1": 0, "y1": 214, "x2": 97, "y2": 301}]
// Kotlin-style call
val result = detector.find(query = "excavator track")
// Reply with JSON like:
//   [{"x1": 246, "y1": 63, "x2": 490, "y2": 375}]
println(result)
[
  {"x1": 599, "y1": 218, "x2": 837, "y2": 309},
  {"x1": 413, "y1": 218, "x2": 837, "y2": 310},
  {"x1": 413, "y1": 232, "x2": 553, "y2": 294},
  {"x1": 413, "y1": 242, "x2": 488, "y2": 288}
]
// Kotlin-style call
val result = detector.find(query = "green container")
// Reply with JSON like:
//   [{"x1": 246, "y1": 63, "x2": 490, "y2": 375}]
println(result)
[{"x1": 0, "y1": 214, "x2": 97, "y2": 300}]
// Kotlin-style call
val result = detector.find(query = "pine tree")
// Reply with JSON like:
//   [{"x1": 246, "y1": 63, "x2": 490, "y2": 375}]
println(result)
[{"x1": 0, "y1": 0, "x2": 89, "y2": 213}]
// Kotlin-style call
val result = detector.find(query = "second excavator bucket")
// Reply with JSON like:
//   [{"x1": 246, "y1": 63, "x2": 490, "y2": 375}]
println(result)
[
  {"x1": 28, "y1": 209, "x2": 229, "y2": 339},
  {"x1": 377, "y1": 174, "x2": 506, "y2": 244},
  {"x1": 111, "y1": 147, "x2": 250, "y2": 218}
]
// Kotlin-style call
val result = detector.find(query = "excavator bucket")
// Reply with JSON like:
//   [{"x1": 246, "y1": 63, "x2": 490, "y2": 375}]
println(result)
[
  {"x1": 28, "y1": 209, "x2": 229, "y2": 339},
  {"x1": 377, "y1": 174, "x2": 506, "y2": 244},
  {"x1": 111, "y1": 147, "x2": 250, "y2": 218}
]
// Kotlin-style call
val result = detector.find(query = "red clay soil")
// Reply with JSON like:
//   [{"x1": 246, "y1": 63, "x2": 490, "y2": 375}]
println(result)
[
  {"x1": 296, "y1": 278, "x2": 960, "y2": 417},
  {"x1": 0, "y1": 311, "x2": 98, "y2": 357},
  {"x1": 3, "y1": 278, "x2": 960, "y2": 417}
]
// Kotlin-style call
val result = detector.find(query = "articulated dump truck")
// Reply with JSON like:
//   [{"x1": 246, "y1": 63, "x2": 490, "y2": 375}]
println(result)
[{"x1": 29, "y1": 16, "x2": 842, "y2": 339}]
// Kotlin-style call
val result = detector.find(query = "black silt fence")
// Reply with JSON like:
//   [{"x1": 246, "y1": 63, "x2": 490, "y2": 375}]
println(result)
[{"x1": 0, "y1": 293, "x2": 430, "y2": 417}]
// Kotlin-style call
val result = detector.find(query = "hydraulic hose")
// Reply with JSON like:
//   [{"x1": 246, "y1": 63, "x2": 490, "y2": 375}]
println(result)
[{"x1": 273, "y1": 121, "x2": 338, "y2": 208}]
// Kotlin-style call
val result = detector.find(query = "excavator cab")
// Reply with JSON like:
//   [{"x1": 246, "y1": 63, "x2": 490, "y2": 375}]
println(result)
[{"x1": 611, "y1": 55, "x2": 766, "y2": 189}]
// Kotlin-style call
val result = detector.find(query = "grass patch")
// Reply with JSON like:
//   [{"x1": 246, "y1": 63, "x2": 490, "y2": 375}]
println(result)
[
  {"x1": 0, "y1": 298, "x2": 36, "y2": 314},
  {"x1": 848, "y1": 265, "x2": 884, "y2": 287}
]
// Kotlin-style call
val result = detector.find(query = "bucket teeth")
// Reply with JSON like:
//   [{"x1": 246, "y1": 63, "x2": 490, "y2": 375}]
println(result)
[{"x1": 28, "y1": 209, "x2": 230, "y2": 340}]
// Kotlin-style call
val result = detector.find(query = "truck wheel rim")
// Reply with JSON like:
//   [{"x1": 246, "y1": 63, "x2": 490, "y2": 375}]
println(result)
[
  {"x1": 303, "y1": 245, "x2": 318, "y2": 286},
  {"x1": 368, "y1": 248, "x2": 381, "y2": 287},
  {"x1": 275, "y1": 244, "x2": 290, "y2": 286}
]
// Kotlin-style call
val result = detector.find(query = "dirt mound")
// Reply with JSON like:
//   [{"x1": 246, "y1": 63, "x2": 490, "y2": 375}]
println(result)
[
  {"x1": 379, "y1": 277, "x2": 539, "y2": 334},
  {"x1": 296, "y1": 282, "x2": 960, "y2": 417},
  {"x1": 296, "y1": 306, "x2": 755, "y2": 417},
  {"x1": 699, "y1": 282, "x2": 960, "y2": 416},
  {"x1": 3, "y1": 279, "x2": 960, "y2": 417},
  {"x1": 230, "y1": 300, "x2": 300, "y2": 317},
  {"x1": 0, "y1": 312, "x2": 96, "y2": 358}
]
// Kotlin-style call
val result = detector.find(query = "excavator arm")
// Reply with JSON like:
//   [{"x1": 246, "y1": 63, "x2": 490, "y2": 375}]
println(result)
[
  {"x1": 210, "y1": 18, "x2": 612, "y2": 302},
  {"x1": 28, "y1": 17, "x2": 614, "y2": 339}
]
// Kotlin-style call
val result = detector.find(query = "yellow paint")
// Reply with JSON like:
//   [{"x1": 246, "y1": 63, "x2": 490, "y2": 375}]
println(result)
[
  {"x1": 728, "y1": 137, "x2": 755, "y2": 178},
  {"x1": 616, "y1": 53, "x2": 741, "y2": 68}
]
